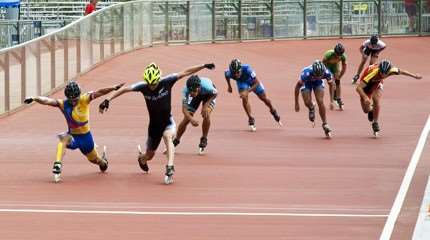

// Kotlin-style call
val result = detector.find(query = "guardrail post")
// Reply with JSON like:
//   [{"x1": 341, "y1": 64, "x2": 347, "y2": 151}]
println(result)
[
  {"x1": 110, "y1": 10, "x2": 115, "y2": 55},
  {"x1": 165, "y1": 1, "x2": 169, "y2": 44},
  {"x1": 377, "y1": 0, "x2": 382, "y2": 35},
  {"x1": 89, "y1": 20, "x2": 94, "y2": 66},
  {"x1": 4, "y1": 52, "x2": 10, "y2": 112},
  {"x1": 36, "y1": 41, "x2": 41, "y2": 95},
  {"x1": 121, "y1": 6, "x2": 125, "y2": 52},
  {"x1": 20, "y1": 48, "x2": 26, "y2": 103},
  {"x1": 50, "y1": 35, "x2": 56, "y2": 89},
  {"x1": 138, "y1": 2, "x2": 144, "y2": 46},
  {"x1": 64, "y1": 32, "x2": 69, "y2": 83},
  {"x1": 100, "y1": 15, "x2": 104, "y2": 61},
  {"x1": 150, "y1": 2, "x2": 154, "y2": 46},
  {"x1": 339, "y1": 0, "x2": 343, "y2": 37},
  {"x1": 270, "y1": 0, "x2": 275, "y2": 40},
  {"x1": 418, "y1": 0, "x2": 422, "y2": 35},
  {"x1": 303, "y1": 0, "x2": 307, "y2": 39},
  {"x1": 186, "y1": 1, "x2": 190, "y2": 44},
  {"x1": 76, "y1": 24, "x2": 81, "y2": 75},
  {"x1": 238, "y1": 0, "x2": 242, "y2": 41},
  {"x1": 130, "y1": 4, "x2": 135, "y2": 49},
  {"x1": 211, "y1": 0, "x2": 215, "y2": 43}
]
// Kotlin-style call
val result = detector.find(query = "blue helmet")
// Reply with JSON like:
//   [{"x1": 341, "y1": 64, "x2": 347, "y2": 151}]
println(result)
[
  {"x1": 229, "y1": 59, "x2": 242, "y2": 74},
  {"x1": 312, "y1": 60, "x2": 325, "y2": 77}
]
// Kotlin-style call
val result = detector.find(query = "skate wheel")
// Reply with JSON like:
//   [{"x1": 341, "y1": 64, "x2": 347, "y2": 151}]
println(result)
[
  {"x1": 373, "y1": 131, "x2": 379, "y2": 138},
  {"x1": 198, "y1": 147, "x2": 205, "y2": 155},
  {"x1": 164, "y1": 175, "x2": 174, "y2": 185},
  {"x1": 325, "y1": 132, "x2": 332, "y2": 139},
  {"x1": 53, "y1": 174, "x2": 61, "y2": 183},
  {"x1": 250, "y1": 125, "x2": 257, "y2": 132}
]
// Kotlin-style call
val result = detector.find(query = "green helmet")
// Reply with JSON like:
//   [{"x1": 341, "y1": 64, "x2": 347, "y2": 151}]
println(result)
[{"x1": 143, "y1": 63, "x2": 161, "y2": 85}]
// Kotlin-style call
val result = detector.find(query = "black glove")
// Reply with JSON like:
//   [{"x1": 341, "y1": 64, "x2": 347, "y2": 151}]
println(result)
[
  {"x1": 99, "y1": 99, "x2": 110, "y2": 113},
  {"x1": 24, "y1": 97, "x2": 34, "y2": 104},
  {"x1": 204, "y1": 63, "x2": 215, "y2": 70}
]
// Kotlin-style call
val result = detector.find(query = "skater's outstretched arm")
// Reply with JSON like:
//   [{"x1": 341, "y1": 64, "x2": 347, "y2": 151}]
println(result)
[
  {"x1": 176, "y1": 63, "x2": 215, "y2": 80},
  {"x1": 91, "y1": 83, "x2": 125, "y2": 100},
  {"x1": 99, "y1": 85, "x2": 135, "y2": 114},
  {"x1": 399, "y1": 69, "x2": 422, "y2": 79},
  {"x1": 24, "y1": 96, "x2": 59, "y2": 107}
]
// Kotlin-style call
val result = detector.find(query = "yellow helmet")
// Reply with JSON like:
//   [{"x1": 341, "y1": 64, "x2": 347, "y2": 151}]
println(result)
[{"x1": 143, "y1": 63, "x2": 161, "y2": 85}]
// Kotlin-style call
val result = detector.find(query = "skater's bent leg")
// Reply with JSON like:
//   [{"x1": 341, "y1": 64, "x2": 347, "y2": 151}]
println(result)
[
  {"x1": 372, "y1": 89, "x2": 382, "y2": 123},
  {"x1": 163, "y1": 128, "x2": 176, "y2": 167},
  {"x1": 315, "y1": 88, "x2": 327, "y2": 124}
]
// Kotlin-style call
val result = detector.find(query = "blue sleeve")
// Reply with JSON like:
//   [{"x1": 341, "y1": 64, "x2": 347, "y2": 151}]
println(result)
[
  {"x1": 300, "y1": 70, "x2": 310, "y2": 82},
  {"x1": 201, "y1": 79, "x2": 218, "y2": 96},
  {"x1": 244, "y1": 66, "x2": 257, "y2": 80},
  {"x1": 161, "y1": 74, "x2": 179, "y2": 87},
  {"x1": 225, "y1": 70, "x2": 231, "y2": 79},
  {"x1": 131, "y1": 81, "x2": 146, "y2": 92},
  {"x1": 324, "y1": 69, "x2": 333, "y2": 81}
]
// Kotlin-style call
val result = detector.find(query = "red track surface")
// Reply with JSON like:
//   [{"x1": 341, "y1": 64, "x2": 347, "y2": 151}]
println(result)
[{"x1": 1, "y1": 37, "x2": 430, "y2": 239}]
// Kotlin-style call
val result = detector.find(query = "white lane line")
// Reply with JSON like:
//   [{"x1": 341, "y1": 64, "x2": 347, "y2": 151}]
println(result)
[
  {"x1": 0, "y1": 203, "x2": 389, "y2": 213},
  {"x1": 380, "y1": 115, "x2": 430, "y2": 240},
  {"x1": 0, "y1": 208, "x2": 388, "y2": 218},
  {"x1": 412, "y1": 176, "x2": 430, "y2": 240}
]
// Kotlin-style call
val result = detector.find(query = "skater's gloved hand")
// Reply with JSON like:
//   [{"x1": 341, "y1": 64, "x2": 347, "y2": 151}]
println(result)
[
  {"x1": 227, "y1": 86, "x2": 233, "y2": 93},
  {"x1": 99, "y1": 99, "x2": 110, "y2": 114},
  {"x1": 24, "y1": 97, "x2": 34, "y2": 104},
  {"x1": 190, "y1": 118, "x2": 199, "y2": 127},
  {"x1": 204, "y1": 63, "x2": 215, "y2": 70},
  {"x1": 294, "y1": 102, "x2": 300, "y2": 112},
  {"x1": 114, "y1": 83, "x2": 125, "y2": 90}
]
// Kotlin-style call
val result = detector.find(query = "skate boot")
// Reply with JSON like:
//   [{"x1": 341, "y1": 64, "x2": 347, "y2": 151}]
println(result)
[
  {"x1": 248, "y1": 117, "x2": 256, "y2": 132},
  {"x1": 270, "y1": 109, "x2": 283, "y2": 126},
  {"x1": 164, "y1": 165, "x2": 175, "y2": 185},
  {"x1": 52, "y1": 161, "x2": 62, "y2": 183},
  {"x1": 322, "y1": 123, "x2": 332, "y2": 139},
  {"x1": 198, "y1": 137, "x2": 208, "y2": 155}
]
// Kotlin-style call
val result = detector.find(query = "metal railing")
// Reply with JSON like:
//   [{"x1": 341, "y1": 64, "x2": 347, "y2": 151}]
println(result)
[{"x1": 0, "y1": 0, "x2": 429, "y2": 115}]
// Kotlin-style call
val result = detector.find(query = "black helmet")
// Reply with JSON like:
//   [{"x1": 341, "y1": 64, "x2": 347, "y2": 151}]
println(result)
[
  {"x1": 312, "y1": 60, "x2": 325, "y2": 77},
  {"x1": 229, "y1": 59, "x2": 242, "y2": 74},
  {"x1": 64, "y1": 81, "x2": 81, "y2": 99},
  {"x1": 334, "y1": 43, "x2": 345, "y2": 55},
  {"x1": 379, "y1": 60, "x2": 392, "y2": 74},
  {"x1": 186, "y1": 75, "x2": 201, "y2": 91},
  {"x1": 370, "y1": 34, "x2": 378, "y2": 45}
]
